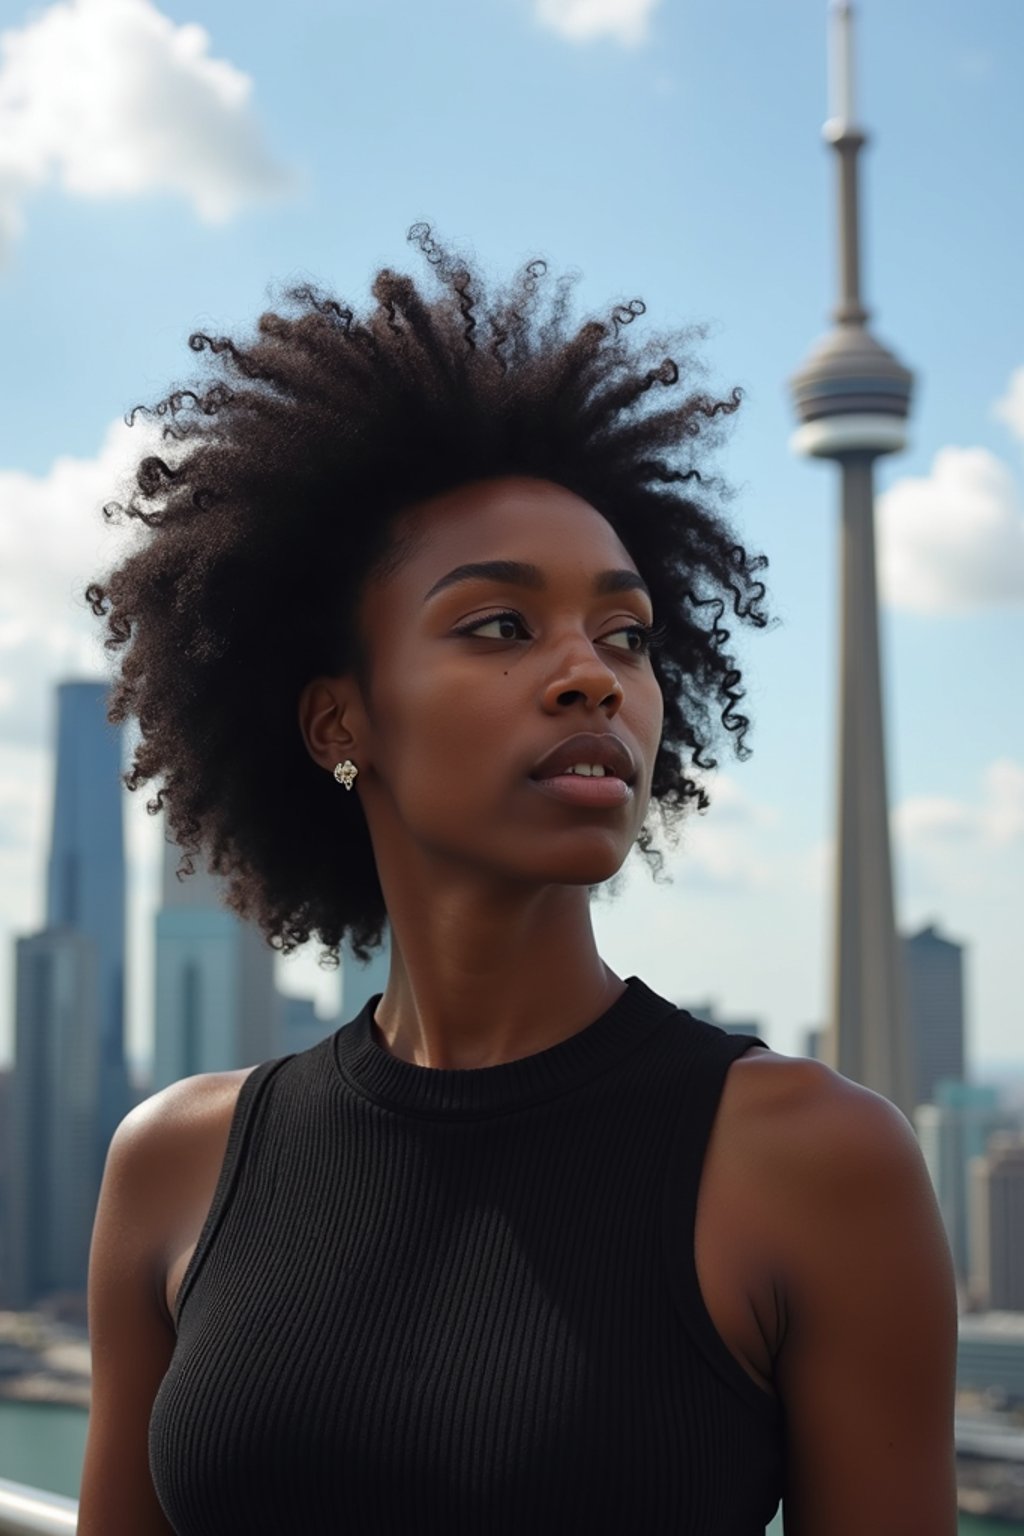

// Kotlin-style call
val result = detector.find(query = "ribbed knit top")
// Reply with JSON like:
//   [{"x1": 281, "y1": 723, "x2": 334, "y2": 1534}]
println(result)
[{"x1": 149, "y1": 976, "x2": 785, "y2": 1534}]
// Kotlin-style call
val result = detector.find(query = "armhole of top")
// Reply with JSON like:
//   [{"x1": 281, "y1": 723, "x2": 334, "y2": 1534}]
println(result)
[
  {"x1": 660, "y1": 1028, "x2": 783, "y2": 1423},
  {"x1": 172, "y1": 1054, "x2": 293, "y2": 1332}
]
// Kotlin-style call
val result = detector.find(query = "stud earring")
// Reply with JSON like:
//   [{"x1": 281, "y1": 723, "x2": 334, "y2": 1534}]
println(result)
[{"x1": 333, "y1": 759, "x2": 358, "y2": 790}]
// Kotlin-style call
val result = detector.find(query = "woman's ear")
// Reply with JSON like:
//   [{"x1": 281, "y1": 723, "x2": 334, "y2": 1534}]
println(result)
[{"x1": 297, "y1": 677, "x2": 360, "y2": 774}]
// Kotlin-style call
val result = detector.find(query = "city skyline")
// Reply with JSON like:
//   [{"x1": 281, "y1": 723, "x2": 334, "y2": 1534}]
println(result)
[{"x1": 0, "y1": 0, "x2": 1020, "y2": 1070}]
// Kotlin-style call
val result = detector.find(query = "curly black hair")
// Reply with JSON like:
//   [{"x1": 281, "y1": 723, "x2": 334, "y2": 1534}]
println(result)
[{"x1": 85, "y1": 223, "x2": 774, "y2": 965}]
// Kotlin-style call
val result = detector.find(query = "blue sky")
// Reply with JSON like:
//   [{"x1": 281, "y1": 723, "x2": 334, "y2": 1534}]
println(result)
[{"x1": 0, "y1": 0, "x2": 1021, "y2": 1075}]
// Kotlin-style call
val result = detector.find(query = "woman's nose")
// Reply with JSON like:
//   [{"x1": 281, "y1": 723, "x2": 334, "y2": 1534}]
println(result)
[{"x1": 541, "y1": 641, "x2": 625, "y2": 713}]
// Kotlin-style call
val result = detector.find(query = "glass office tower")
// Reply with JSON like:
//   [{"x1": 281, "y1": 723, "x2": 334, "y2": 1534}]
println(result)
[{"x1": 3, "y1": 680, "x2": 129, "y2": 1306}]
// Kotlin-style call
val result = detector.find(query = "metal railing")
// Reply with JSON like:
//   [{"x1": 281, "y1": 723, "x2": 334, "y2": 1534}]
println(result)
[{"x1": 0, "y1": 1478, "x2": 76, "y2": 1535}]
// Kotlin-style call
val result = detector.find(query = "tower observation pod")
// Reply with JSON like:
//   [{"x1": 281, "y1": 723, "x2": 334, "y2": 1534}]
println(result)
[{"x1": 787, "y1": 1, "x2": 915, "y2": 1116}]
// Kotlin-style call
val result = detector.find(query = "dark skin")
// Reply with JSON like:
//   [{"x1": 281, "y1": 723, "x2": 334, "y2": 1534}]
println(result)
[
  {"x1": 298, "y1": 475, "x2": 665, "y2": 1069},
  {"x1": 78, "y1": 474, "x2": 958, "y2": 1535}
]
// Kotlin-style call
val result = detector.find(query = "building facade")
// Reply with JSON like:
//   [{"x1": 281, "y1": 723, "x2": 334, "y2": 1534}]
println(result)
[
  {"x1": 4, "y1": 932, "x2": 101, "y2": 1306},
  {"x1": 152, "y1": 832, "x2": 279, "y2": 1088},
  {"x1": 916, "y1": 1081, "x2": 1016, "y2": 1287},
  {"x1": 957, "y1": 1313, "x2": 1024, "y2": 1402},
  {"x1": 903, "y1": 923, "x2": 965, "y2": 1112},
  {"x1": 1, "y1": 681, "x2": 128, "y2": 1307},
  {"x1": 44, "y1": 681, "x2": 131, "y2": 1157},
  {"x1": 154, "y1": 820, "x2": 394, "y2": 1085},
  {"x1": 970, "y1": 1134, "x2": 1024, "y2": 1313}
]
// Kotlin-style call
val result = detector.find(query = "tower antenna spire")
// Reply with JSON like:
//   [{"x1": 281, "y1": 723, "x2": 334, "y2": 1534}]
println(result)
[
  {"x1": 829, "y1": 0, "x2": 857, "y2": 127},
  {"x1": 826, "y1": 0, "x2": 868, "y2": 326}
]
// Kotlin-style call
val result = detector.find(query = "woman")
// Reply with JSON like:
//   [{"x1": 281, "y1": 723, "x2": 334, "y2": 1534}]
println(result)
[{"x1": 78, "y1": 225, "x2": 958, "y2": 1534}]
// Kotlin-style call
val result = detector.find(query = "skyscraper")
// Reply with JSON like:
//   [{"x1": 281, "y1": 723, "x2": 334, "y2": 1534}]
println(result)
[
  {"x1": 969, "y1": 1134, "x2": 1024, "y2": 1312},
  {"x1": 3, "y1": 680, "x2": 129, "y2": 1307},
  {"x1": 44, "y1": 681, "x2": 131, "y2": 1153},
  {"x1": 903, "y1": 923, "x2": 966, "y2": 1110},
  {"x1": 5, "y1": 930, "x2": 101, "y2": 1306},
  {"x1": 152, "y1": 827, "x2": 279, "y2": 1088},
  {"x1": 916, "y1": 1081, "x2": 1015, "y2": 1287},
  {"x1": 153, "y1": 814, "x2": 392, "y2": 1086},
  {"x1": 787, "y1": 1, "x2": 915, "y2": 1115}
]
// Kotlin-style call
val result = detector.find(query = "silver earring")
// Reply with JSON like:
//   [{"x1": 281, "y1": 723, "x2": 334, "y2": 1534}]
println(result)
[{"x1": 333, "y1": 759, "x2": 358, "y2": 790}]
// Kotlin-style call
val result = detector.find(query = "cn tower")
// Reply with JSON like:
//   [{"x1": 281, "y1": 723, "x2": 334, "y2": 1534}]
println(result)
[{"x1": 788, "y1": 1, "x2": 915, "y2": 1116}]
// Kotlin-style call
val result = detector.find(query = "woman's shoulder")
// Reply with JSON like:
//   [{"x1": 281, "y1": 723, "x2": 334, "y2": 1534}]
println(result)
[
  {"x1": 114, "y1": 1069, "x2": 263, "y2": 1248},
  {"x1": 726, "y1": 1045, "x2": 918, "y2": 1159},
  {"x1": 721, "y1": 1045, "x2": 925, "y2": 1220},
  {"x1": 708, "y1": 1045, "x2": 930, "y2": 1310},
  {"x1": 722, "y1": 1044, "x2": 952, "y2": 1376},
  {"x1": 122, "y1": 1065, "x2": 262, "y2": 1154},
  {"x1": 703, "y1": 1044, "x2": 926, "y2": 1300}
]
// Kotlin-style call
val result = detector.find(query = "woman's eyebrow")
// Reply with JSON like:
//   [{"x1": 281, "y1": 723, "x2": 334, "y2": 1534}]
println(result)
[{"x1": 422, "y1": 559, "x2": 651, "y2": 605}]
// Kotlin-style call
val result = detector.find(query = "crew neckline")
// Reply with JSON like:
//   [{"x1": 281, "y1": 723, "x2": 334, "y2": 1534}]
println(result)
[{"x1": 331, "y1": 975, "x2": 681, "y2": 1120}]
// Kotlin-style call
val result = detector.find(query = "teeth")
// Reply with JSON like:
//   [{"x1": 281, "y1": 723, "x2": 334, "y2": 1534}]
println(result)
[{"x1": 566, "y1": 763, "x2": 607, "y2": 777}]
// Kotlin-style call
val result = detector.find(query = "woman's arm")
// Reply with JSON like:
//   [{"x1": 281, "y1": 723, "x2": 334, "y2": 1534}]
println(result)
[
  {"x1": 77, "y1": 1098, "x2": 183, "y2": 1535},
  {"x1": 768, "y1": 1061, "x2": 959, "y2": 1535}
]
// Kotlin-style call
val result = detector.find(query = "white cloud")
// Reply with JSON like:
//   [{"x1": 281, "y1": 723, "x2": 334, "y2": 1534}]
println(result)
[
  {"x1": 994, "y1": 366, "x2": 1024, "y2": 442},
  {"x1": 596, "y1": 772, "x2": 780, "y2": 896},
  {"x1": 0, "y1": 741, "x2": 48, "y2": 878},
  {"x1": 533, "y1": 0, "x2": 661, "y2": 47},
  {"x1": 670, "y1": 773, "x2": 780, "y2": 890},
  {"x1": 0, "y1": 0, "x2": 293, "y2": 261},
  {"x1": 0, "y1": 415, "x2": 162, "y2": 746},
  {"x1": 894, "y1": 759, "x2": 1024, "y2": 855},
  {"x1": 0, "y1": 406, "x2": 179, "y2": 1065},
  {"x1": 877, "y1": 445, "x2": 1024, "y2": 614},
  {"x1": 889, "y1": 758, "x2": 1024, "y2": 1044},
  {"x1": 803, "y1": 762, "x2": 1024, "y2": 898},
  {"x1": 0, "y1": 740, "x2": 49, "y2": 1062}
]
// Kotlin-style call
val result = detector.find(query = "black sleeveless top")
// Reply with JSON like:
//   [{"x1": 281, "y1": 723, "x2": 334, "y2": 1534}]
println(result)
[{"x1": 149, "y1": 976, "x2": 785, "y2": 1533}]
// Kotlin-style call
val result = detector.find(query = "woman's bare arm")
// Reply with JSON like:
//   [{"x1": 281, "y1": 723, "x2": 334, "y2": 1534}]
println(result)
[
  {"x1": 768, "y1": 1061, "x2": 959, "y2": 1535},
  {"x1": 77, "y1": 1096, "x2": 184, "y2": 1535}
]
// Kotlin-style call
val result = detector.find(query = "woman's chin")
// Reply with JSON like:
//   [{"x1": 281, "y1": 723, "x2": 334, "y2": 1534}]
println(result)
[{"x1": 525, "y1": 845, "x2": 632, "y2": 890}]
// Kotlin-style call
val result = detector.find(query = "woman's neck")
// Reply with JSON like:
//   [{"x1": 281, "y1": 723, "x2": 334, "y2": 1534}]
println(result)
[{"x1": 372, "y1": 880, "x2": 625, "y2": 1070}]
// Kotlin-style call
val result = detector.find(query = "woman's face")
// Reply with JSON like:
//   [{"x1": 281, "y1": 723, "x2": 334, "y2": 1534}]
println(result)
[{"x1": 342, "y1": 474, "x2": 665, "y2": 892}]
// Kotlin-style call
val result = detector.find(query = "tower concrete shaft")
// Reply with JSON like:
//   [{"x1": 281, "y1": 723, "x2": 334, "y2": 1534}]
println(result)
[
  {"x1": 834, "y1": 454, "x2": 912, "y2": 1112},
  {"x1": 788, "y1": 2, "x2": 915, "y2": 1116}
]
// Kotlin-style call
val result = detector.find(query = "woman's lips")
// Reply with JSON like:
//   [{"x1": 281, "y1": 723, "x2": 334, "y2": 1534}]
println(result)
[
  {"x1": 529, "y1": 731, "x2": 636, "y2": 784},
  {"x1": 528, "y1": 772, "x2": 634, "y2": 808}
]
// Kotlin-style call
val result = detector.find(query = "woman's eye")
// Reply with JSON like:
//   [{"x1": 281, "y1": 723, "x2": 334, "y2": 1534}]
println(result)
[
  {"x1": 459, "y1": 612, "x2": 525, "y2": 640},
  {"x1": 604, "y1": 625, "x2": 650, "y2": 652},
  {"x1": 456, "y1": 612, "x2": 656, "y2": 652}
]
